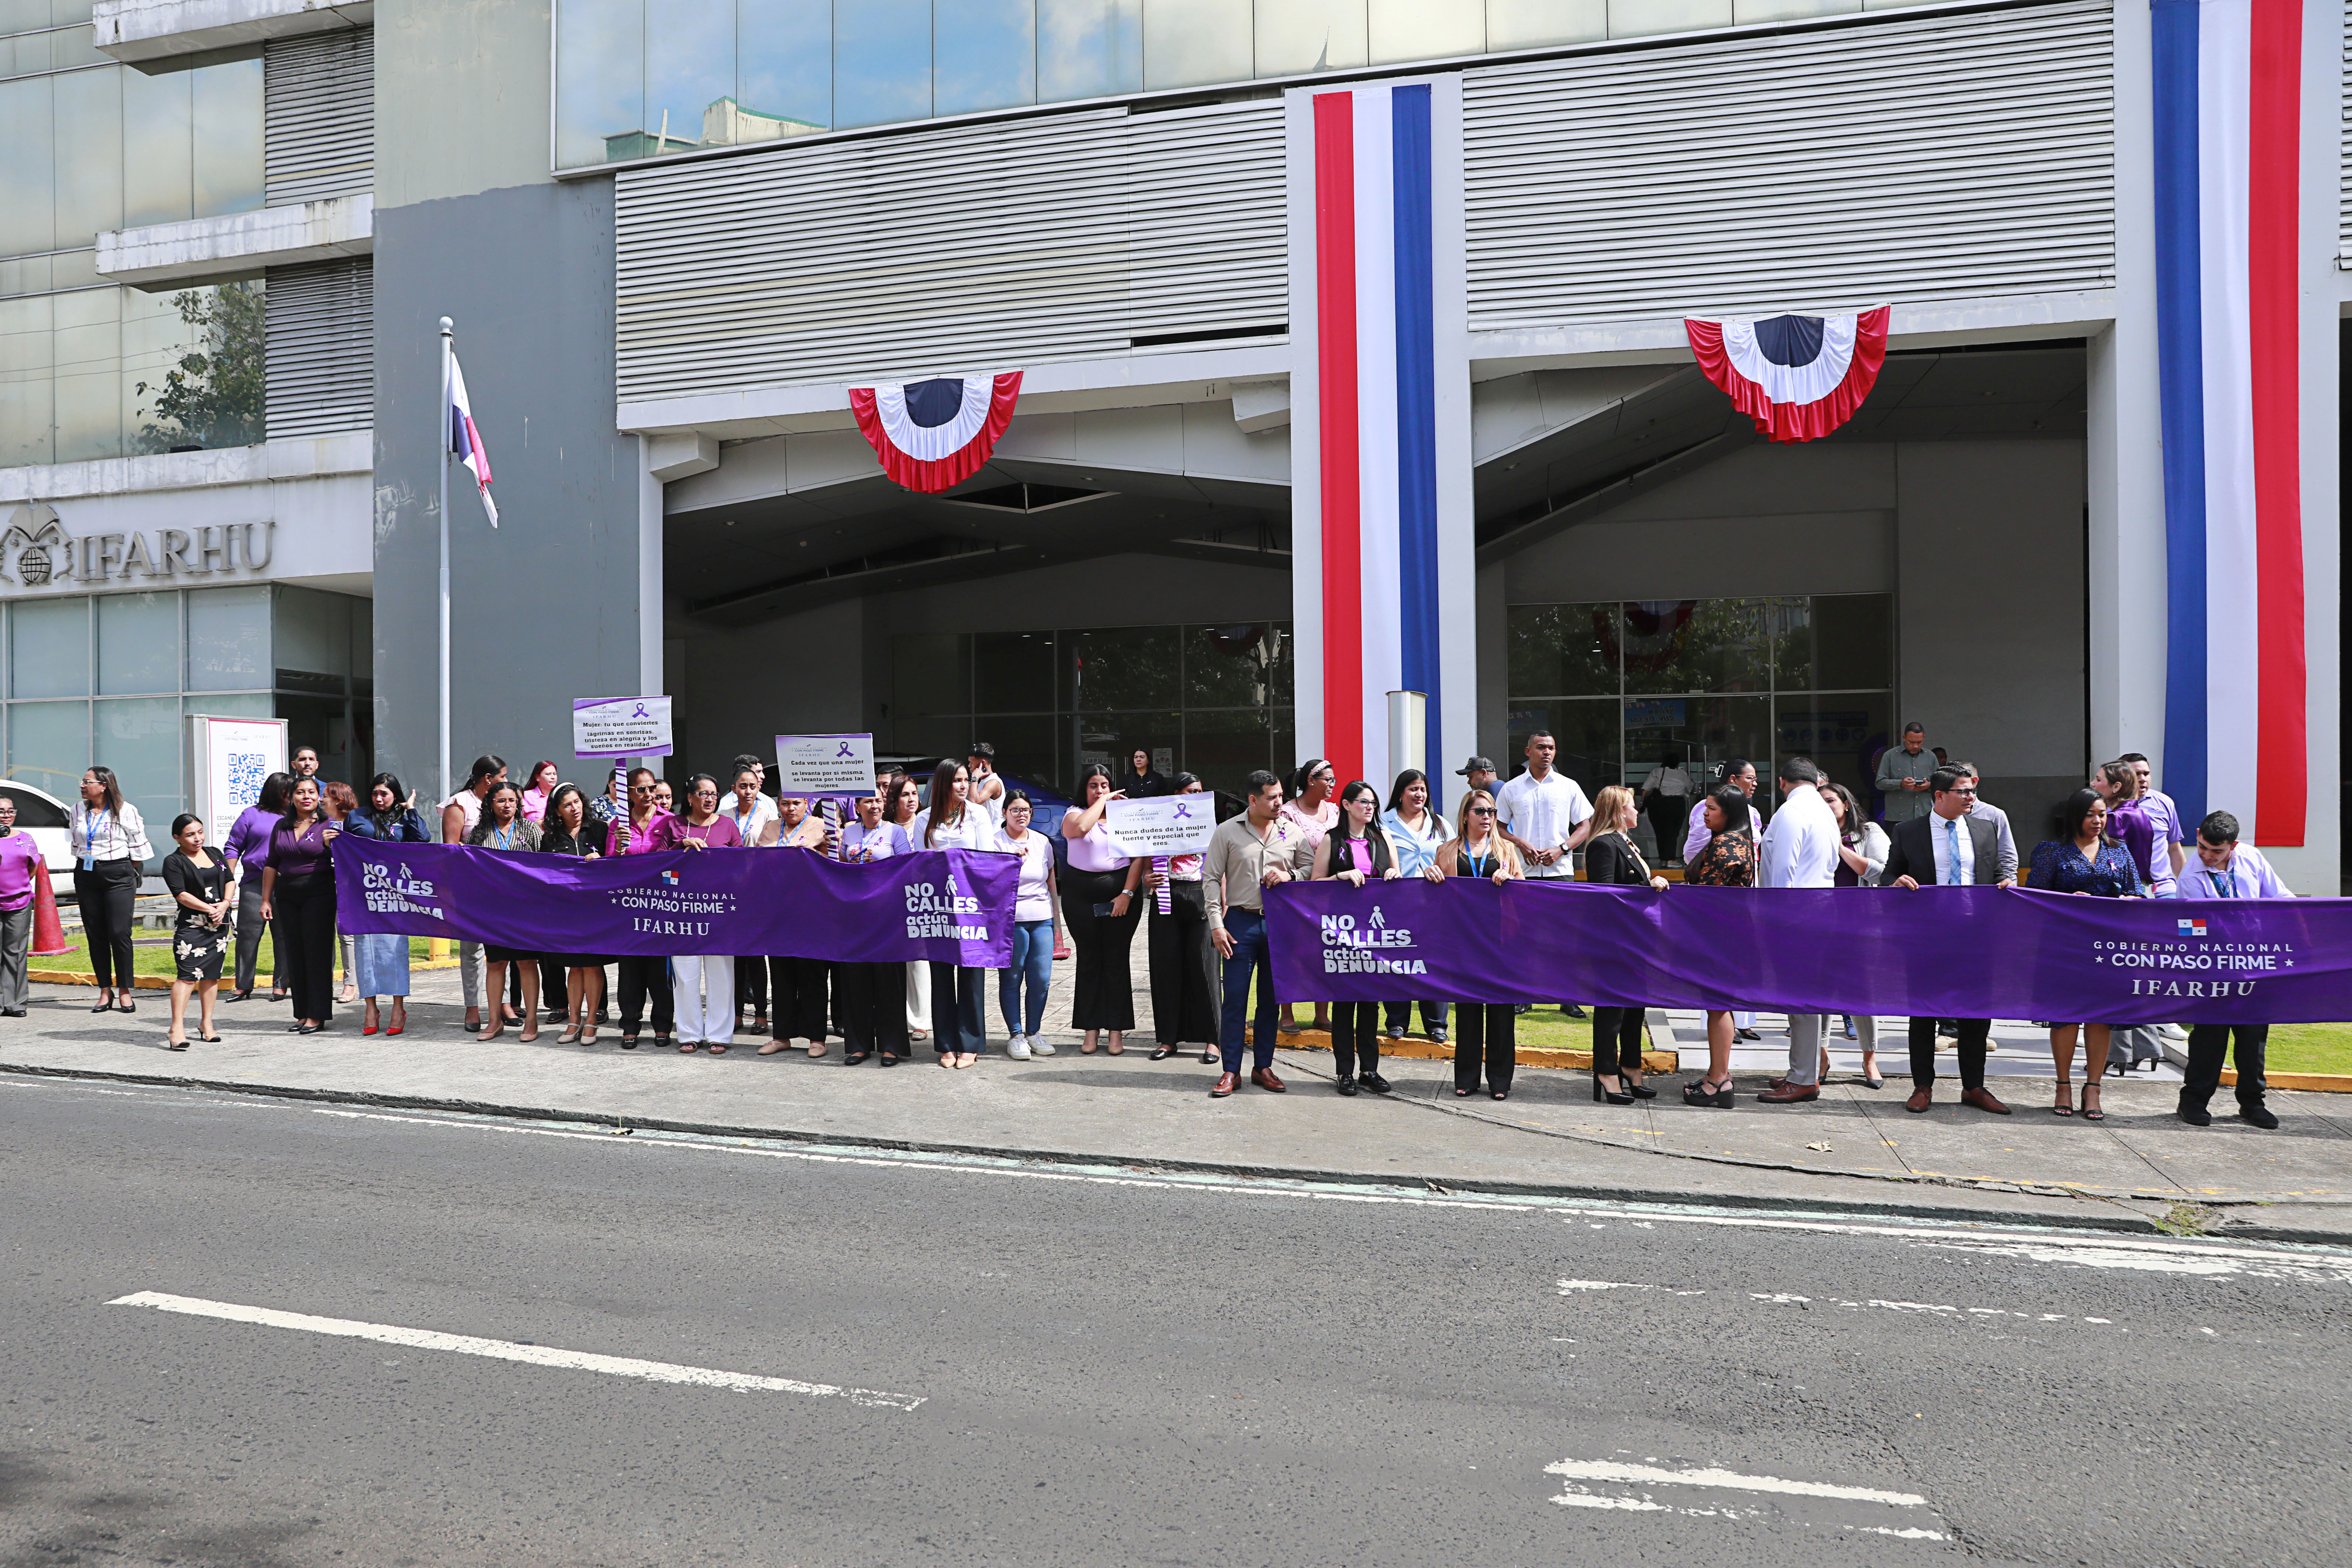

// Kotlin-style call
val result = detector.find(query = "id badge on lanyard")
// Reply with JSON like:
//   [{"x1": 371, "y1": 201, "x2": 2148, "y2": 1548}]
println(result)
[{"x1": 81, "y1": 810, "x2": 107, "y2": 871}]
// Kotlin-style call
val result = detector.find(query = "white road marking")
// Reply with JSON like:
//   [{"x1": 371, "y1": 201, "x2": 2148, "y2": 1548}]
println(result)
[
  {"x1": 107, "y1": 1291, "x2": 924, "y2": 1410},
  {"x1": 1557, "y1": 1279, "x2": 1706, "y2": 1295},
  {"x1": 1749, "y1": 1291, "x2": 2137, "y2": 1330},
  {"x1": 1546, "y1": 1458, "x2": 1946, "y2": 1539}
]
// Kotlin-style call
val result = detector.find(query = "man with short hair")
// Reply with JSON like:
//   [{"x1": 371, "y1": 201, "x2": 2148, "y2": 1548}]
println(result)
[
  {"x1": 2170, "y1": 810, "x2": 2288, "y2": 1130},
  {"x1": 290, "y1": 747, "x2": 320, "y2": 781},
  {"x1": 2119, "y1": 752, "x2": 2187, "y2": 885},
  {"x1": 0, "y1": 794, "x2": 40, "y2": 1017},
  {"x1": 967, "y1": 741, "x2": 1005, "y2": 829},
  {"x1": 1947, "y1": 762, "x2": 2019, "y2": 885},
  {"x1": 1882, "y1": 768, "x2": 2011, "y2": 1116},
  {"x1": 1755, "y1": 757, "x2": 1840, "y2": 1103},
  {"x1": 1496, "y1": 733, "x2": 1596, "y2": 1017},
  {"x1": 1875, "y1": 723, "x2": 1934, "y2": 822},
  {"x1": 1203, "y1": 770, "x2": 1294, "y2": 1098}
]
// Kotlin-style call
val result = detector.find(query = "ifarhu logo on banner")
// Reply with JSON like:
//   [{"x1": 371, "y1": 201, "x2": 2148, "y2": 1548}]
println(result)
[{"x1": 1320, "y1": 904, "x2": 1425, "y2": 975}]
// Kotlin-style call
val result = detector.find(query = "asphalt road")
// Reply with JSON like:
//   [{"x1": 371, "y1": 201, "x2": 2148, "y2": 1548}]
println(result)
[{"x1": 2, "y1": 1074, "x2": 2347, "y2": 1568}]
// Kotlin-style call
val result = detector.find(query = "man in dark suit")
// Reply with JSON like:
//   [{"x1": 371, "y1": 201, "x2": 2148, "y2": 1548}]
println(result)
[{"x1": 1882, "y1": 768, "x2": 2011, "y2": 1116}]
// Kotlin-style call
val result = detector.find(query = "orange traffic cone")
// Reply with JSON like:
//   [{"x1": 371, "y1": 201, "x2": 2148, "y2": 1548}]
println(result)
[{"x1": 30, "y1": 860, "x2": 70, "y2": 956}]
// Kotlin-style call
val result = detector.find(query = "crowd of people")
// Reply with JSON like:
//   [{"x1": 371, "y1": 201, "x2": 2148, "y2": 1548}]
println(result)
[{"x1": 0, "y1": 724, "x2": 2297, "y2": 1130}]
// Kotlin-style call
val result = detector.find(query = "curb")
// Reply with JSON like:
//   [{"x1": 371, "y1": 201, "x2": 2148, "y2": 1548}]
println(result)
[
  {"x1": 1255, "y1": 1026, "x2": 1676, "y2": 1075},
  {"x1": 30, "y1": 959, "x2": 462, "y2": 991},
  {"x1": 7, "y1": 1058, "x2": 2348, "y2": 1245},
  {"x1": 2224, "y1": 1069, "x2": 2352, "y2": 1094}
]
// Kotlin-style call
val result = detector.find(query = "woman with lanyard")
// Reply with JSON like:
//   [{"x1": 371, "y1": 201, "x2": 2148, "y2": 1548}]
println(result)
[
  {"x1": 1310, "y1": 779, "x2": 1405, "y2": 1097},
  {"x1": 2029, "y1": 788, "x2": 2146, "y2": 1121},
  {"x1": 1276, "y1": 758, "x2": 1339, "y2": 1037},
  {"x1": 605, "y1": 767, "x2": 674, "y2": 1051},
  {"x1": 259, "y1": 776, "x2": 340, "y2": 1034},
  {"x1": 721, "y1": 765, "x2": 782, "y2": 1039},
  {"x1": 1425, "y1": 789, "x2": 1523, "y2": 1098},
  {"x1": 1679, "y1": 784, "x2": 1758, "y2": 1108},
  {"x1": 660, "y1": 773, "x2": 744, "y2": 1053},
  {"x1": 836, "y1": 786, "x2": 915, "y2": 1065},
  {"x1": 440, "y1": 754, "x2": 507, "y2": 1034},
  {"x1": 532, "y1": 783, "x2": 607, "y2": 1046},
  {"x1": 160, "y1": 812, "x2": 231, "y2": 1050},
  {"x1": 221, "y1": 770, "x2": 290, "y2": 1003},
  {"x1": 345, "y1": 772, "x2": 430, "y2": 1037},
  {"x1": 912, "y1": 759, "x2": 1001, "y2": 1069},
  {"x1": 757, "y1": 791, "x2": 833, "y2": 1060},
  {"x1": 1145, "y1": 773, "x2": 1218, "y2": 1065},
  {"x1": 466, "y1": 780, "x2": 544, "y2": 1043},
  {"x1": 70, "y1": 765, "x2": 151, "y2": 1015},
  {"x1": 1378, "y1": 767, "x2": 1452, "y2": 1047},
  {"x1": 883, "y1": 769, "x2": 931, "y2": 1045},
  {"x1": 1061, "y1": 762, "x2": 1148, "y2": 1056},
  {"x1": 997, "y1": 789, "x2": 1062, "y2": 1061},
  {"x1": 1581, "y1": 784, "x2": 1670, "y2": 1106}
]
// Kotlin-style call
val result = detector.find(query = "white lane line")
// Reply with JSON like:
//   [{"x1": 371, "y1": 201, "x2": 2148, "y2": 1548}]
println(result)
[
  {"x1": 1545, "y1": 1460, "x2": 1928, "y2": 1508},
  {"x1": 107, "y1": 1291, "x2": 924, "y2": 1410},
  {"x1": 1751, "y1": 1292, "x2": 2133, "y2": 1329}
]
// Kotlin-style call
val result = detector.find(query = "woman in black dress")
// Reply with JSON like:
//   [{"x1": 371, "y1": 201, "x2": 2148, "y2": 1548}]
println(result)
[
  {"x1": 1582, "y1": 785, "x2": 1670, "y2": 1105},
  {"x1": 540, "y1": 784, "x2": 609, "y2": 1045},
  {"x1": 162, "y1": 812, "x2": 231, "y2": 1049}
]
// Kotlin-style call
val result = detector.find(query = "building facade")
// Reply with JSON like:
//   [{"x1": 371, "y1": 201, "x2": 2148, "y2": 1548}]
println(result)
[{"x1": 10, "y1": 0, "x2": 2342, "y2": 886}]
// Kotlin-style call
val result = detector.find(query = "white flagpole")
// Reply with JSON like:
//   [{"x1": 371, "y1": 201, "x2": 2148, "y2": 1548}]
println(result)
[{"x1": 438, "y1": 316, "x2": 453, "y2": 804}]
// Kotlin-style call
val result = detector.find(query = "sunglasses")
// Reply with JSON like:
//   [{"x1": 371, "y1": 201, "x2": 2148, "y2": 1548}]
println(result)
[{"x1": 1470, "y1": 805, "x2": 1496, "y2": 816}]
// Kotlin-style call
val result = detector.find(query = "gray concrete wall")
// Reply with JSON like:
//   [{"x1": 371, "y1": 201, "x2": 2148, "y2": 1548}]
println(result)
[
  {"x1": 376, "y1": 0, "x2": 553, "y2": 208},
  {"x1": 371, "y1": 178, "x2": 643, "y2": 799}
]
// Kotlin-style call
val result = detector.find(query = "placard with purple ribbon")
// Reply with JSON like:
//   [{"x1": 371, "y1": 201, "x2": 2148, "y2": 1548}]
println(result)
[
  {"x1": 335, "y1": 837, "x2": 1014, "y2": 964},
  {"x1": 1266, "y1": 879, "x2": 2352, "y2": 1025},
  {"x1": 775, "y1": 733, "x2": 877, "y2": 799},
  {"x1": 572, "y1": 695, "x2": 672, "y2": 758},
  {"x1": 1105, "y1": 795, "x2": 1216, "y2": 859}
]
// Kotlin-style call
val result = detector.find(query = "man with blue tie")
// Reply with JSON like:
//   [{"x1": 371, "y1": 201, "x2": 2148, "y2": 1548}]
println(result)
[
  {"x1": 1882, "y1": 768, "x2": 2010, "y2": 1116},
  {"x1": 2169, "y1": 810, "x2": 2288, "y2": 1130}
]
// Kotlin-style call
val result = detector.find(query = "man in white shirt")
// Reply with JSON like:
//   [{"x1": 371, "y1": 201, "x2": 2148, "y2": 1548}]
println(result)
[
  {"x1": 2170, "y1": 809, "x2": 2288, "y2": 1129},
  {"x1": 1496, "y1": 732, "x2": 1597, "y2": 1019},
  {"x1": 1639, "y1": 751, "x2": 1693, "y2": 866},
  {"x1": 1755, "y1": 757, "x2": 1841, "y2": 1104}
]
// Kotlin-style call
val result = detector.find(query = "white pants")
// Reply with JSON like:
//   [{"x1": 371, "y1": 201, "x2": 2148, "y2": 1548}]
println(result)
[
  {"x1": 674, "y1": 954, "x2": 735, "y2": 1043},
  {"x1": 905, "y1": 959, "x2": 931, "y2": 1035}
]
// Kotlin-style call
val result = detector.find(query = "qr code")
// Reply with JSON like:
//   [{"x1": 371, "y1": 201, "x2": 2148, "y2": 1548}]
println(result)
[{"x1": 227, "y1": 751, "x2": 267, "y2": 806}]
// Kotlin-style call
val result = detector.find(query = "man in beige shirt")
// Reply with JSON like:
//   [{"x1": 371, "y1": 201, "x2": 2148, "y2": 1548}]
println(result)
[{"x1": 1203, "y1": 769, "x2": 1312, "y2": 1097}]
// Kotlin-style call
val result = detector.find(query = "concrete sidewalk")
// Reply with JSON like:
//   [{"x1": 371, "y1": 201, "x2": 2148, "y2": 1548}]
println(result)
[{"x1": 10, "y1": 964, "x2": 2350, "y2": 1241}]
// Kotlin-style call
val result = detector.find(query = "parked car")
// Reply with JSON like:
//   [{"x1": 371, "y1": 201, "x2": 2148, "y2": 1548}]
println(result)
[{"x1": 0, "y1": 780, "x2": 74, "y2": 874}]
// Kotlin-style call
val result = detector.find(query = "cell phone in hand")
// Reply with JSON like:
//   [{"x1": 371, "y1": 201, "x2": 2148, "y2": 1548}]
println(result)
[{"x1": 1092, "y1": 901, "x2": 1123, "y2": 918}]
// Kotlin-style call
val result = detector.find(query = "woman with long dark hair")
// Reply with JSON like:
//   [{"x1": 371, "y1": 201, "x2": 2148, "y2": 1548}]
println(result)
[
  {"x1": 1145, "y1": 773, "x2": 1217, "y2": 1064},
  {"x1": 2030, "y1": 787, "x2": 2146, "y2": 1121},
  {"x1": 913, "y1": 759, "x2": 999, "y2": 1068},
  {"x1": 1061, "y1": 761, "x2": 1147, "y2": 1055},
  {"x1": 160, "y1": 812, "x2": 229, "y2": 1049},
  {"x1": 467, "y1": 779, "x2": 543, "y2": 1043},
  {"x1": 883, "y1": 769, "x2": 931, "y2": 1044},
  {"x1": 222, "y1": 769, "x2": 291, "y2": 1002},
  {"x1": 664, "y1": 773, "x2": 745, "y2": 1053},
  {"x1": 1582, "y1": 784, "x2": 1670, "y2": 1105},
  {"x1": 260, "y1": 775, "x2": 340, "y2": 1034},
  {"x1": 999, "y1": 789, "x2": 1063, "y2": 1060},
  {"x1": 540, "y1": 783, "x2": 610, "y2": 1045},
  {"x1": 1679, "y1": 783, "x2": 1758, "y2": 1108},
  {"x1": 1276, "y1": 757, "x2": 1340, "y2": 1037},
  {"x1": 1310, "y1": 779, "x2": 1404, "y2": 1096},
  {"x1": 321, "y1": 779, "x2": 362, "y2": 1006},
  {"x1": 1427, "y1": 789, "x2": 1522, "y2": 1098},
  {"x1": 70, "y1": 764, "x2": 150, "y2": 1014},
  {"x1": 1378, "y1": 768, "x2": 1452, "y2": 1045},
  {"x1": 345, "y1": 772, "x2": 430, "y2": 1036},
  {"x1": 605, "y1": 766, "x2": 673, "y2": 1050},
  {"x1": 519, "y1": 760, "x2": 560, "y2": 828}
]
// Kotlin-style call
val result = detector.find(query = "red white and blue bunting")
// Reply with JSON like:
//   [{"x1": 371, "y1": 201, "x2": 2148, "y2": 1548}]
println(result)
[
  {"x1": 1684, "y1": 306, "x2": 1889, "y2": 443},
  {"x1": 847, "y1": 370, "x2": 1023, "y2": 493}
]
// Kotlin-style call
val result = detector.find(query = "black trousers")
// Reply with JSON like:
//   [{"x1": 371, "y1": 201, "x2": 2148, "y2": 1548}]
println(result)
[
  {"x1": 233, "y1": 874, "x2": 272, "y2": 992},
  {"x1": 1646, "y1": 800, "x2": 1686, "y2": 862},
  {"x1": 616, "y1": 956, "x2": 673, "y2": 1036},
  {"x1": 1455, "y1": 1004, "x2": 1516, "y2": 1093},
  {"x1": 74, "y1": 858, "x2": 140, "y2": 990},
  {"x1": 735, "y1": 954, "x2": 769, "y2": 1016},
  {"x1": 1062, "y1": 867, "x2": 1140, "y2": 1030},
  {"x1": 1148, "y1": 881, "x2": 1219, "y2": 1044},
  {"x1": 2183, "y1": 1024, "x2": 2268, "y2": 1108},
  {"x1": 835, "y1": 961, "x2": 907, "y2": 1056},
  {"x1": 769, "y1": 956, "x2": 829, "y2": 1042},
  {"x1": 1592, "y1": 1005, "x2": 1646, "y2": 1076},
  {"x1": 1909, "y1": 1016, "x2": 1989, "y2": 1090},
  {"x1": 273, "y1": 871, "x2": 337, "y2": 1023},
  {"x1": 538, "y1": 959, "x2": 568, "y2": 1014},
  {"x1": 1330, "y1": 1000, "x2": 1381, "y2": 1079}
]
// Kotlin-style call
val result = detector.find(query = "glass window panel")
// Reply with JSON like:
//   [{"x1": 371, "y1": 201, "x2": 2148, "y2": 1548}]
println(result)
[
  {"x1": 1606, "y1": 0, "x2": 1731, "y2": 37},
  {"x1": 11, "y1": 593, "x2": 86, "y2": 697},
  {"x1": 1370, "y1": 0, "x2": 1481, "y2": 61},
  {"x1": 892, "y1": 717, "x2": 976, "y2": 770},
  {"x1": 0, "y1": 74, "x2": 55, "y2": 257},
  {"x1": 274, "y1": 692, "x2": 354, "y2": 780},
  {"x1": 1506, "y1": 602, "x2": 1617, "y2": 698},
  {"x1": 645, "y1": 0, "x2": 734, "y2": 151},
  {"x1": 1267, "y1": 619, "x2": 1293, "y2": 707},
  {"x1": 1503, "y1": 698, "x2": 1618, "y2": 797},
  {"x1": 1484, "y1": 0, "x2": 1605, "y2": 48},
  {"x1": 191, "y1": 54, "x2": 263, "y2": 218},
  {"x1": 1142, "y1": 0, "x2": 1251, "y2": 90},
  {"x1": 121, "y1": 281, "x2": 193, "y2": 453},
  {"x1": 185, "y1": 584, "x2": 270, "y2": 691},
  {"x1": 1039, "y1": 0, "x2": 1141, "y2": 101},
  {"x1": 889, "y1": 631, "x2": 968, "y2": 717},
  {"x1": 1074, "y1": 710, "x2": 1175, "y2": 777},
  {"x1": 1794, "y1": 592, "x2": 1892, "y2": 692},
  {"x1": 1622, "y1": 598, "x2": 1770, "y2": 695},
  {"x1": 0, "y1": 291, "x2": 54, "y2": 467},
  {"x1": 1180, "y1": 706, "x2": 1272, "y2": 801},
  {"x1": 935, "y1": 0, "x2": 1036, "y2": 116},
  {"x1": 1061, "y1": 625, "x2": 1178, "y2": 710},
  {"x1": 120, "y1": 63, "x2": 191, "y2": 229},
  {"x1": 737, "y1": 0, "x2": 833, "y2": 135},
  {"x1": 6, "y1": 697, "x2": 87, "y2": 798},
  {"x1": 974, "y1": 629, "x2": 1055, "y2": 712},
  {"x1": 1254, "y1": 0, "x2": 1365, "y2": 75},
  {"x1": 97, "y1": 589, "x2": 176, "y2": 693},
  {"x1": 1185, "y1": 622, "x2": 1279, "y2": 707},
  {"x1": 49, "y1": 280, "x2": 118, "y2": 461},
  {"x1": 44, "y1": 19, "x2": 100, "y2": 69},
  {"x1": 1774, "y1": 693, "x2": 1891, "y2": 804},
  {"x1": 51, "y1": 63, "x2": 120, "y2": 246},
  {"x1": 187, "y1": 690, "x2": 274, "y2": 720},
  {"x1": 271, "y1": 584, "x2": 350, "y2": 684},
  {"x1": 556, "y1": 0, "x2": 645, "y2": 166},
  {"x1": 0, "y1": 1, "x2": 53, "y2": 32},
  {"x1": 834, "y1": 0, "x2": 931, "y2": 128},
  {"x1": 94, "y1": 693, "x2": 178, "y2": 825}
]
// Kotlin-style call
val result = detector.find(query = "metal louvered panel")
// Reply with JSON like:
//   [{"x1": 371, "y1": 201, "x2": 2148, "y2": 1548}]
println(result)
[
  {"x1": 614, "y1": 98, "x2": 1286, "y2": 402},
  {"x1": 265, "y1": 258, "x2": 374, "y2": 438},
  {"x1": 2340, "y1": 20, "x2": 2349, "y2": 262},
  {"x1": 265, "y1": 29, "x2": 374, "y2": 207},
  {"x1": 1463, "y1": 0, "x2": 2116, "y2": 331}
]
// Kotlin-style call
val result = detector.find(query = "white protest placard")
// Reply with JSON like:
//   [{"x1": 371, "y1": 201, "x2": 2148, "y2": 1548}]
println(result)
[
  {"x1": 188, "y1": 714, "x2": 287, "y2": 848},
  {"x1": 775, "y1": 733, "x2": 877, "y2": 798},
  {"x1": 574, "y1": 696, "x2": 673, "y2": 758},
  {"x1": 1105, "y1": 794, "x2": 1217, "y2": 858}
]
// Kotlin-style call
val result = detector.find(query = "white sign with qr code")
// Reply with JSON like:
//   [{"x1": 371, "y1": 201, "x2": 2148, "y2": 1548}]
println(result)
[{"x1": 190, "y1": 713, "x2": 288, "y2": 852}]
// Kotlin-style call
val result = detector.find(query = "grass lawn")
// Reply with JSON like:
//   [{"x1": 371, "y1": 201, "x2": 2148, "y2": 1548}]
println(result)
[
  {"x1": 2255, "y1": 1022, "x2": 2352, "y2": 1076},
  {"x1": 33, "y1": 934, "x2": 440, "y2": 983}
]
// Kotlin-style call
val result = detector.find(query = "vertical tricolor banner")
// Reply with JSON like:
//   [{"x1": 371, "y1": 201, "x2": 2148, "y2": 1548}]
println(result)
[
  {"x1": 1291, "y1": 79, "x2": 1473, "y2": 800},
  {"x1": 2151, "y1": 0, "x2": 2308, "y2": 844}
]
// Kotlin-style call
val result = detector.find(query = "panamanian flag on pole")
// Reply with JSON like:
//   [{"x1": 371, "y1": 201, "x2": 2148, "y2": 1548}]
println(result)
[
  {"x1": 2151, "y1": 0, "x2": 2309, "y2": 845},
  {"x1": 447, "y1": 353, "x2": 499, "y2": 527}
]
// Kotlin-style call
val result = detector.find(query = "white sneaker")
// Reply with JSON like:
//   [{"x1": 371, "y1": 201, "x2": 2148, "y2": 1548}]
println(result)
[
  {"x1": 1028, "y1": 1037, "x2": 1056, "y2": 1056},
  {"x1": 1006, "y1": 1037, "x2": 1032, "y2": 1060}
]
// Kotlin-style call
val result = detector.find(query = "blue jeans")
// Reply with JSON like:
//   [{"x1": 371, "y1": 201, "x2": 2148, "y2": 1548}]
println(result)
[
  {"x1": 1000, "y1": 918, "x2": 1053, "y2": 1036},
  {"x1": 1217, "y1": 908, "x2": 1276, "y2": 1075}
]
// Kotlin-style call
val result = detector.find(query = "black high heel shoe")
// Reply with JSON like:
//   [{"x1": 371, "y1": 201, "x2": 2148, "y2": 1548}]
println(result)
[
  {"x1": 1621, "y1": 1074, "x2": 1657, "y2": 1099},
  {"x1": 1683, "y1": 1075, "x2": 1735, "y2": 1108},
  {"x1": 1592, "y1": 1073, "x2": 1635, "y2": 1106}
]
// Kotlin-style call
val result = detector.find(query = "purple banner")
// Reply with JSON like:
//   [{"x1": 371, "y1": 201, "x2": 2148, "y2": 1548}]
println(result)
[
  {"x1": 334, "y1": 838, "x2": 1014, "y2": 964},
  {"x1": 1267, "y1": 879, "x2": 2352, "y2": 1024}
]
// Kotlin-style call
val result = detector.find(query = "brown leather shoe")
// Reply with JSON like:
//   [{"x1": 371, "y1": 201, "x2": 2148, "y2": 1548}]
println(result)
[
  {"x1": 1960, "y1": 1086, "x2": 2012, "y2": 1115},
  {"x1": 1210, "y1": 1071, "x2": 1238, "y2": 1098},
  {"x1": 1905, "y1": 1086, "x2": 1934, "y2": 1113},
  {"x1": 1755, "y1": 1083, "x2": 1819, "y2": 1103},
  {"x1": 1250, "y1": 1067, "x2": 1287, "y2": 1093}
]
